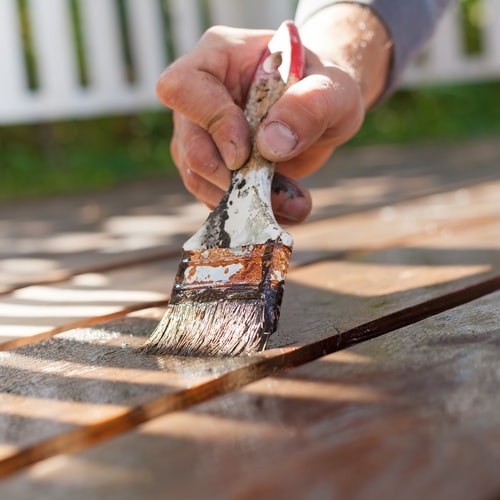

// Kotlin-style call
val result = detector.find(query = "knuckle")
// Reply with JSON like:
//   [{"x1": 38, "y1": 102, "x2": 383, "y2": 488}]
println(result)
[
  {"x1": 205, "y1": 105, "x2": 246, "y2": 147},
  {"x1": 183, "y1": 126, "x2": 221, "y2": 172},
  {"x1": 302, "y1": 72, "x2": 364, "y2": 140},
  {"x1": 201, "y1": 25, "x2": 229, "y2": 41},
  {"x1": 205, "y1": 104, "x2": 235, "y2": 136},
  {"x1": 306, "y1": 75, "x2": 338, "y2": 121},
  {"x1": 184, "y1": 138, "x2": 214, "y2": 173},
  {"x1": 156, "y1": 65, "x2": 184, "y2": 108}
]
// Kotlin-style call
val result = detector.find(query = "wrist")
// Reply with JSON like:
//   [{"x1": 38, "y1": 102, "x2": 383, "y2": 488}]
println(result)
[{"x1": 298, "y1": 3, "x2": 392, "y2": 108}]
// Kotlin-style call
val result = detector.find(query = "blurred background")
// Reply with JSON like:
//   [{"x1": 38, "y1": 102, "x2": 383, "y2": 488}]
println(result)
[{"x1": 1, "y1": 0, "x2": 499, "y2": 202}]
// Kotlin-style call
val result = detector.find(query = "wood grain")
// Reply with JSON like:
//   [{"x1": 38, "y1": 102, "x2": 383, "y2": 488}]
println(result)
[
  {"x1": 0, "y1": 271, "x2": 497, "y2": 476},
  {"x1": 0, "y1": 177, "x2": 498, "y2": 476},
  {"x1": 2, "y1": 291, "x2": 498, "y2": 499},
  {"x1": 1, "y1": 179, "x2": 498, "y2": 347},
  {"x1": 0, "y1": 140, "x2": 498, "y2": 494},
  {"x1": 2, "y1": 141, "x2": 498, "y2": 290}
]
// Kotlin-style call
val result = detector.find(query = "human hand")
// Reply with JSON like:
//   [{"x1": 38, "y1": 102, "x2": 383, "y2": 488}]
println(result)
[{"x1": 157, "y1": 7, "x2": 390, "y2": 224}]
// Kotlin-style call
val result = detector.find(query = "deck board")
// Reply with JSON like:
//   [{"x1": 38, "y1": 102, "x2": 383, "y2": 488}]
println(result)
[
  {"x1": 1, "y1": 141, "x2": 498, "y2": 290},
  {"x1": 2, "y1": 291, "x2": 499, "y2": 499},
  {"x1": 0, "y1": 140, "x2": 499, "y2": 496},
  {"x1": 0, "y1": 183, "x2": 498, "y2": 476},
  {"x1": 1, "y1": 179, "x2": 498, "y2": 346}
]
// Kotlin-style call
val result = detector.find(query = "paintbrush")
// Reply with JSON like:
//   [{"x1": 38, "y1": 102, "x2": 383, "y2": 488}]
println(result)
[{"x1": 144, "y1": 21, "x2": 305, "y2": 356}]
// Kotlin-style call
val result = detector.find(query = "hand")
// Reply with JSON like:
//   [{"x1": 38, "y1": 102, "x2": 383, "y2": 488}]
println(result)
[{"x1": 157, "y1": 6, "x2": 390, "y2": 224}]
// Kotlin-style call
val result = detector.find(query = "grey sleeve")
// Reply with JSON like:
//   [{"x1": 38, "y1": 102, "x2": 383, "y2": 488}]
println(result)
[{"x1": 295, "y1": 0, "x2": 453, "y2": 100}]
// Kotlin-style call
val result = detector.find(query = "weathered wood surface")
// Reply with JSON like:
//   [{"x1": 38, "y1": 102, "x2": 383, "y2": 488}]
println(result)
[
  {"x1": 1, "y1": 140, "x2": 499, "y2": 289},
  {"x1": 2, "y1": 178, "x2": 498, "y2": 345},
  {"x1": 0, "y1": 246, "x2": 496, "y2": 472},
  {"x1": 0, "y1": 140, "x2": 499, "y2": 498},
  {"x1": 3, "y1": 291, "x2": 499, "y2": 500}
]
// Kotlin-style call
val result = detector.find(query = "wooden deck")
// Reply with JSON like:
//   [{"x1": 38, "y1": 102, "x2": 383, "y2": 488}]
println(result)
[{"x1": 0, "y1": 139, "x2": 499, "y2": 499}]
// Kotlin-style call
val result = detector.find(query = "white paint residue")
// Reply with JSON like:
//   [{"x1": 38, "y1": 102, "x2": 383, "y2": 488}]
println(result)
[
  {"x1": 223, "y1": 168, "x2": 293, "y2": 247},
  {"x1": 185, "y1": 263, "x2": 243, "y2": 284},
  {"x1": 270, "y1": 269, "x2": 285, "y2": 281}
]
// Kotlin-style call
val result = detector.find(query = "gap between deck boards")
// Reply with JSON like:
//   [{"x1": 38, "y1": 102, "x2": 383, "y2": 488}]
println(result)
[
  {"x1": 1, "y1": 194, "x2": 498, "y2": 352},
  {"x1": 1, "y1": 176, "x2": 498, "y2": 478},
  {"x1": 0, "y1": 274, "x2": 498, "y2": 478},
  {"x1": 2, "y1": 176, "x2": 497, "y2": 298}
]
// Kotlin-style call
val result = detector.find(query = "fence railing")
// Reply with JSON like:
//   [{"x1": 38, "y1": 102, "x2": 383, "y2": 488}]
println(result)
[
  {"x1": 404, "y1": 0, "x2": 500, "y2": 84},
  {"x1": 0, "y1": 0, "x2": 497, "y2": 125}
]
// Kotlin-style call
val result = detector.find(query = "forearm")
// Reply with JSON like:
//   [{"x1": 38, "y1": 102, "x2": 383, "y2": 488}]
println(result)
[
  {"x1": 296, "y1": 0, "x2": 453, "y2": 105},
  {"x1": 297, "y1": 3, "x2": 391, "y2": 108}
]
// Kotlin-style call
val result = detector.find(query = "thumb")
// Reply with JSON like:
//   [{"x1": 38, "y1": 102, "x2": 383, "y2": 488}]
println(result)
[{"x1": 257, "y1": 71, "x2": 364, "y2": 161}]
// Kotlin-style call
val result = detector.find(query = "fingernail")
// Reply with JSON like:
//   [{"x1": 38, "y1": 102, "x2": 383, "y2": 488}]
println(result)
[
  {"x1": 261, "y1": 121, "x2": 298, "y2": 156},
  {"x1": 280, "y1": 197, "x2": 309, "y2": 222},
  {"x1": 272, "y1": 173, "x2": 311, "y2": 223},
  {"x1": 221, "y1": 140, "x2": 238, "y2": 170}
]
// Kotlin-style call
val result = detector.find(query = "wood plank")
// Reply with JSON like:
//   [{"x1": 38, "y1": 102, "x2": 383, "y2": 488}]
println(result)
[
  {"x1": 1, "y1": 181, "x2": 498, "y2": 346},
  {"x1": 1, "y1": 141, "x2": 498, "y2": 289},
  {"x1": 0, "y1": 179, "x2": 200, "y2": 292},
  {"x1": 2, "y1": 291, "x2": 499, "y2": 499},
  {"x1": 0, "y1": 143, "x2": 498, "y2": 480},
  {"x1": 292, "y1": 179, "x2": 500, "y2": 263},
  {"x1": 304, "y1": 138, "x2": 500, "y2": 221},
  {"x1": 0, "y1": 212, "x2": 497, "y2": 475},
  {"x1": 0, "y1": 261, "x2": 174, "y2": 346}
]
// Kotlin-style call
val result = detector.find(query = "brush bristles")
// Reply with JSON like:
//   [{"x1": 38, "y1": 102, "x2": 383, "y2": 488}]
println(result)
[
  {"x1": 144, "y1": 299, "x2": 270, "y2": 356},
  {"x1": 143, "y1": 242, "x2": 291, "y2": 356}
]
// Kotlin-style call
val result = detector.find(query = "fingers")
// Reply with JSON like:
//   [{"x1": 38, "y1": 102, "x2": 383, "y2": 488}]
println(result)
[
  {"x1": 172, "y1": 111, "x2": 313, "y2": 223},
  {"x1": 159, "y1": 28, "x2": 366, "y2": 226},
  {"x1": 159, "y1": 69, "x2": 249, "y2": 171},
  {"x1": 157, "y1": 26, "x2": 273, "y2": 171},
  {"x1": 172, "y1": 119, "x2": 313, "y2": 223},
  {"x1": 172, "y1": 112, "x2": 313, "y2": 223},
  {"x1": 171, "y1": 113, "x2": 229, "y2": 208}
]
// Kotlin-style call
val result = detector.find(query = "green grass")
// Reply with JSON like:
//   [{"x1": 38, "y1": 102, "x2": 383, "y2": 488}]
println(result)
[
  {"x1": 2, "y1": 80, "x2": 500, "y2": 202},
  {"x1": 350, "y1": 80, "x2": 500, "y2": 146},
  {"x1": 0, "y1": 111, "x2": 174, "y2": 201}
]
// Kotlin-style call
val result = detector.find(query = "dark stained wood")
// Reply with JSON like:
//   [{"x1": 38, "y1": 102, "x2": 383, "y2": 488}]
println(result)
[
  {"x1": 0, "y1": 173, "x2": 498, "y2": 476},
  {"x1": 1, "y1": 140, "x2": 499, "y2": 289},
  {"x1": 291, "y1": 179, "x2": 500, "y2": 264},
  {"x1": 1, "y1": 179, "x2": 498, "y2": 346},
  {"x1": 2, "y1": 291, "x2": 499, "y2": 499},
  {"x1": 0, "y1": 139, "x2": 499, "y2": 496},
  {"x1": 0, "y1": 260, "x2": 177, "y2": 346}
]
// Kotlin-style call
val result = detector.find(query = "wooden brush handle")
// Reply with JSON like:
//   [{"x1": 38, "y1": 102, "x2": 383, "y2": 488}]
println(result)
[
  {"x1": 245, "y1": 21, "x2": 305, "y2": 133},
  {"x1": 183, "y1": 21, "x2": 305, "y2": 250}
]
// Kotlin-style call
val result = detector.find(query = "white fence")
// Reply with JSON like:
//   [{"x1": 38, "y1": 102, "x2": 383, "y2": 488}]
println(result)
[{"x1": 0, "y1": 0, "x2": 498, "y2": 125}]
